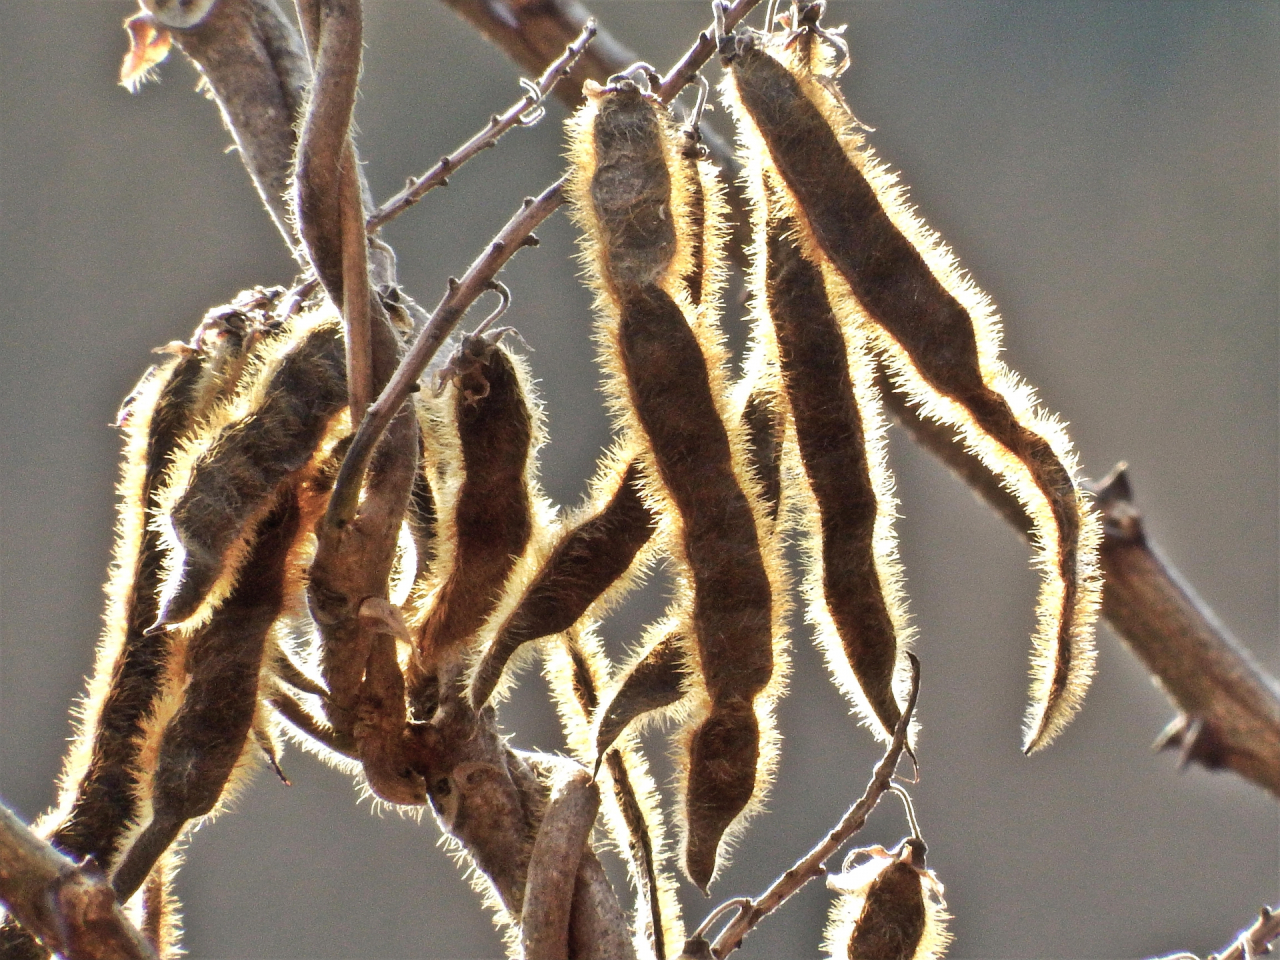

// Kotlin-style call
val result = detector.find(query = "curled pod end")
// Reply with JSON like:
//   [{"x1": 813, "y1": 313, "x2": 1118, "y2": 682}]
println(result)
[
  {"x1": 681, "y1": 701, "x2": 762, "y2": 892},
  {"x1": 824, "y1": 841, "x2": 951, "y2": 960},
  {"x1": 1022, "y1": 498, "x2": 1104, "y2": 754}
]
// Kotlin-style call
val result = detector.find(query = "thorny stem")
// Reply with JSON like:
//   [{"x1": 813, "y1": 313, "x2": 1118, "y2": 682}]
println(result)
[
  {"x1": 881, "y1": 382, "x2": 1280, "y2": 799},
  {"x1": 328, "y1": 0, "x2": 764, "y2": 525},
  {"x1": 0, "y1": 802, "x2": 157, "y2": 960},
  {"x1": 435, "y1": 0, "x2": 752, "y2": 262},
  {"x1": 366, "y1": 22, "x2": 598, "y2": 233},
  {"x1": 706, "y1": 655, "x2": 921, "y2": 959}
]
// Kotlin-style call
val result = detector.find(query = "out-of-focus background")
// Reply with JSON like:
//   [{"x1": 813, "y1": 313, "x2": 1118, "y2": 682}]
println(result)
[{"x1": 1, "y1": 2, "x2": 1276, "y2": 957}]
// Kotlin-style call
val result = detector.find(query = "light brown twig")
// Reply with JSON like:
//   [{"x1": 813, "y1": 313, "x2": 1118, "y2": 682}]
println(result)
[
  {"x1": 704, "y1": 654, "x2": 921, "y2": 959},
  {"x1": 0, "y1": 802, "x2": 157, "y2": 960},
  {"x1": 366, "y1": 22, "x2": 598, "y2": 233},
  {"x1": 521, "y1": 770, "x2": 600, "y2": 960}
]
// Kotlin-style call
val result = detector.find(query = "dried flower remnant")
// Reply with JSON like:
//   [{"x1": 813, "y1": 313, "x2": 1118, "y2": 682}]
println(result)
[{"x1": 720, "y1": 8, "x2": 1101, "y2": 751}]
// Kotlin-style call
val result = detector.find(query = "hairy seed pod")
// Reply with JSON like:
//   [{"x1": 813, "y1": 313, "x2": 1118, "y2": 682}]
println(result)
[
  {"x1": 759, "y1": 185, "x2": 912, "y2": 740},
  {"x1": 112, "y1": 490, "x2": 300, "y2": 901},
  {"x1": 469, "y1": 455, "x2": 656, "y2": 709},
  {"x1": 154, "y1": 314, "x2": 348, "y2": 630},
  {"x1": 683, "y1": 701, "x2": 759, "y2": 892},
  {"x1": 721, "y1": 24, "x2": 1101, "y2": 751},
  {"x1": 139, "y1": 852, "x2": 182, "y2": 960},
  {"x1": 824, "y1": 840, "x2": 951, "y2": 960},
  {"x1": 595, "y1": 630, "x2": 688, "y2": 761},
  {"x1": 413, "y1": 337, "x2": 535, "y2": 676},
  {"x1": 568, "y1": 79, "x2": 785, "y2": 889},
  {"x1": 738, "y1": 382, "x2": 785, "y2": 526}
]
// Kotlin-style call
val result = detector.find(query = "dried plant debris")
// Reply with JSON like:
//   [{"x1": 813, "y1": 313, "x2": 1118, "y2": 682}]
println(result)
[
  {"x1": 568, "y1": 75, "x2": 788, "y2": 890},
  {"x1": 824, "y1": 839, "x2": 950, "y2": 960},
  {"x1": 720, "y1": 9, "x2": 1101, "y2": 751}
]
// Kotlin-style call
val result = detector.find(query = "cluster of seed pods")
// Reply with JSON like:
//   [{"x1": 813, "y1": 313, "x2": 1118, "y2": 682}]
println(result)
[{"x1": 4, "y1": 3, "x2": 1104, "y2": 958}]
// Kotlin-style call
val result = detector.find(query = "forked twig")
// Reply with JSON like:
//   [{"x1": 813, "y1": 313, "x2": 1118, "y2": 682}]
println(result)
[
  {"x1": 1151, "y1": 905, "x2": 1280, "y2": 960},
  {"x1": 328, "y1": 0, "x2": 764, "y2": 526},
  {"x1": 366, "y1": 23, "x2": 598, "y2": 233},
  {"x1": 0, "y1": 802, "x2": 157, "y2": 960},
  {"x1": 704, "y1": 654, "x2": 921, "y2": 959}
]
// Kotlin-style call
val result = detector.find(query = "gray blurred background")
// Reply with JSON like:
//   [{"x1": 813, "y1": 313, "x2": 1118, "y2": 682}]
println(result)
[{"x1": 1, "y1": 1, "x2": 1277, "y2": 957}]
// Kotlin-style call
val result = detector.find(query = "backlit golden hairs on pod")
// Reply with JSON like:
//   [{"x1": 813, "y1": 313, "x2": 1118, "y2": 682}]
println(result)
[
  {"x1": 152, "y1": 311, "x2": 348, "y2": 631},
  {"x1": 410, "y1": 334, "x2": 541, "y2": 683},
  {"x1": 749, "y1": 162, "x2": 914, "y2": 742},
  {"x1": 720, "y1": 10, "x2": 1102, "y2": 752},
  {"x1": 566, "y1": 77, "x2": 787, "y2": 889},
  {"x1": 824, "y1": 838, "x2": 950, "y2": 960}
]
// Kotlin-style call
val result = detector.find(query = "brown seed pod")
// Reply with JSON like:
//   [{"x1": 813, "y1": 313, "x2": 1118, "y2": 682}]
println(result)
[
  {"x1": 824, "y1": 840, "x2": 950, "y2": 960},
  {"x1": 721, "y1": 22, "x2": 1101, "y2": 751},
  {"x1": 468, "y1": 453, "x2": 657, "y2": 709},
  {"x1": 682, "y1": 700, "x2": 760, "y2": 892},
  {"x1": 153, "y1": 313, "x2": 348, "y2": 630},
  {"x1": 112, "y1": 489, "x2": 301, "y2": 901},
  {"x1": 568, "y1": 77, "x2": 787, "y2": 888},
  {"x1": 754, "y1": 171, "x2": 913, "y2": 741},
  {"x1": 412, "y1": 335, "x2": 537, "y2": 677},
  {"x1": 594, "y1": 629, "x2": 689, "y2": 761}
]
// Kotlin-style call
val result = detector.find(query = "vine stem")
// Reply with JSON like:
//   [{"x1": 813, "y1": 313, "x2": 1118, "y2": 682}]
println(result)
[
  {"x1": 0, "y1": 801, "x2": 157, "y2": 960},
  {"x1": 366, "y1": 22, "x2": 597, "y2": 233},
  {"x1": 705, "y1": 655, "x2": 920, "y2": 959},
  {"x1": 327, "y1": 0, "x2": 764, "y2": 526}
]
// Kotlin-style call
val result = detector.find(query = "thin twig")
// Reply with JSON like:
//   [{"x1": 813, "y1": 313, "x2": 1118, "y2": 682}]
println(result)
[
  {"x1": 328, "y1": 0, "x2": 763, "y2": 526},
  {"x1": 521, "y1": 770, "x2": 600, "y2": 960},
  {"x1": 366, "y1": 22, "x2": 598, "y2": 233},
  {"x1": 0, "y1": 801, "x2": 157, "y2": 960},
  {"x1": 707, "y1": 655, "x2": 921, "y2": 959},
  {"x1": 1150, "y1": 905, "x2": 1280, "y2": 960}
]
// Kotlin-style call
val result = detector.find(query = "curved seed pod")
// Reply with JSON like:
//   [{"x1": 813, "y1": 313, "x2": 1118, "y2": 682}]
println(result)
[
  {"x1": 468, "y1": 454, "x2": 656, "y2": 709},
  {"x1": 594, "y1": 630, "x2": 689, "y2": 761},
  {"x1": 757, "y1": 178, "x2": 912, "y2": 741},
  {"x1": 521, "y1": 769, "x2": 600, "y2": 960},
  {"x1": 153, "y1": 313, "x2": 348, "y2": 630},
  {"x1": 545, "y1": 634, "x2": 684, "y2": 959},
  {"x1": 682, "y1": 701, "x2": 759, "y2": 892},
  {"x1": 824, "y1": 840, "x2": 951, "y2": 960},
  {"x1": 412, "y1": 336, "x2": 536, "y2": 678},
  {"x1": 568, "y1": 79, "x2": 785, "y2": 889},
  {"x1": 738, "y1": 381, "x2": 785, "y2": 527},
  {"x1": 111, "y1": 490, "x2": 301, "y2": 902},
  {"x1": 721, "y1": 24, "x2": 1102, "y2": 751}
]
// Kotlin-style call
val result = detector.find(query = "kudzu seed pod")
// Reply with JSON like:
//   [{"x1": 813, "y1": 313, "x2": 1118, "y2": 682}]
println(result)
[
  {"x1": 154, "y1": 314, "x2": 348, "y2": 630},
  {"x1": 469, "y1": 455, "x2": 656, "y2": 709},
  {"x1": 594, "y1": 630, "x2": 688, "y2": 761},
  {"x1": 683, "y1": 701, "x2": 759, "y2": 892},
  {"x1": 568, "y1": 78, "x2": 786, "y2": 889},
  {"x1": 413, "y1": 338, "x2": 535, "y2": 674},
  {"x1": 824, "y1": 841, "x2": 951, "y2": 960},
  {"x1": 721, "y1": 26, "x2": 1102, "y2": 751},
  {"x1": 761, "y1": 191, "x2": 911, "y2": 740},
  {"x1": 113, "y1": 490, "x2": 301, "y2": 902}
]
